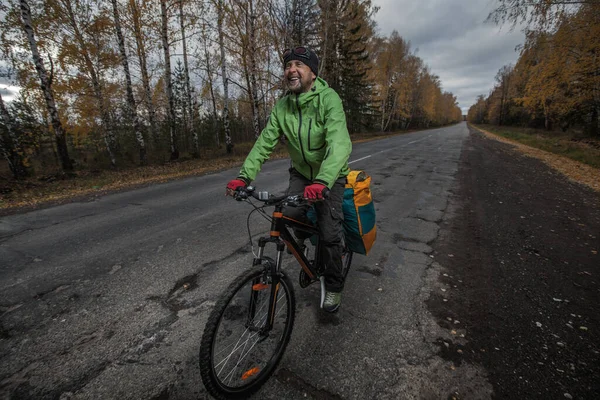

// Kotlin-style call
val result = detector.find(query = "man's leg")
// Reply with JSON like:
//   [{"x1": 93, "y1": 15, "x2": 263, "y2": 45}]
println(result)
[
  {"x1": 282, "y1": 169, "x2": 311, "y2": 240},
  {"x1": 315, "y1": 176, "x2": 346, "y2": 309}
]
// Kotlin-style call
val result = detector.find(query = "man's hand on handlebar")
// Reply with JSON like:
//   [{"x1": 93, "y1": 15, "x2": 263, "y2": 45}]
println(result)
[
  {"x1": 303, "y1": 182, "x2": 330, "y2": 203},
  {"x1": 226, "y1": 178, "x2": 248, "y2": 197},
  {"x1": 225, "y1": 181, "x2": 329, "y2": 205}
]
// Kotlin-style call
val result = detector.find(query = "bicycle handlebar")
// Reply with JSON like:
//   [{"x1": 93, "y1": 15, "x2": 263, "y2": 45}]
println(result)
[{"x1": 233, "y1": 186, "x2": 305, "y2": 207}]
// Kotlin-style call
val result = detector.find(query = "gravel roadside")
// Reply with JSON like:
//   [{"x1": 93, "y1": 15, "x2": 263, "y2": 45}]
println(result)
[{"x1": 428, "y1": 125, "x2": 600, "y2": 399}]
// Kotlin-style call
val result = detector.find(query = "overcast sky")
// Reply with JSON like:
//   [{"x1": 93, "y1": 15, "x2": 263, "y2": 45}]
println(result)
[
  {"x1": 1, "y1": 0, "x2": 524, "y2": 114},
  {"x1": 372, "y1": 0, "x2": 526, "y2": 114}
]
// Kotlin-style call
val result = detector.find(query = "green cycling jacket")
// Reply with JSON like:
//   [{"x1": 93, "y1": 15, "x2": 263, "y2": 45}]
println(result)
[{"x1": 238, "y1": 77, "x2": 352, "y2": 188}]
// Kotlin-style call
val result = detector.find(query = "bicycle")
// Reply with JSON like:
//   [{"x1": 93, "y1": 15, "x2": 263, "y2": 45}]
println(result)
[{"x1": 199, "y1": 186, "x2": 353, "y2": 400}]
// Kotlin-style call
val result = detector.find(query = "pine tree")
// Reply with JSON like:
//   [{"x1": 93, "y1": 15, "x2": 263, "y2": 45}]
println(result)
[{"x1": 318, "y1": 0, "x2": 377, "y2": 133}]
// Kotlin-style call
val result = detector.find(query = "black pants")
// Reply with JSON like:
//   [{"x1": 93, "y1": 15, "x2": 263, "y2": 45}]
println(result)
[{"x1": 283, "y1": 169, "x2": 346, "y2": 292}]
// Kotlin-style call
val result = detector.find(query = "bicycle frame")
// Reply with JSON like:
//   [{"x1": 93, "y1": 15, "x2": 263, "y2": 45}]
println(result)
[{"x1": 251, "y1": 202, "x2": 322, "y2": 332}]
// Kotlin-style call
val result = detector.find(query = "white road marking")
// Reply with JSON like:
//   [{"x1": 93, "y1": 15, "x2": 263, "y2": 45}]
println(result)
[{"x1": 349, "y1": 155, "x2": 372, "y2": 164}]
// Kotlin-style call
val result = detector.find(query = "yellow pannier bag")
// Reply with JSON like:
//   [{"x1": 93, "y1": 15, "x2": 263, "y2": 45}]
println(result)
[{"x1": 343, "y1": 170, "x2": 377, "y2": 255}]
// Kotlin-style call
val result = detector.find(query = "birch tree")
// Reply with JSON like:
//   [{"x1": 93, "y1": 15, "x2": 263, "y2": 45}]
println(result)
[
  {"x1": 495, "y1": 64, "x2": 514, "y2": 126},
  {"x1": 128, "y1": 0, "x2": 158, "y2": 144},
  {"x1": 111, "y1": 0, "x2": 147, "y2": 165},
  {"x1": 198, "y1": 17, "x2": 220, "y2": 146},
  {"x1": 176, "y1": 0, "x2": 199, "y2": 157},
  {"x1": 245, "y1": 0, "x2": 261, "y2": 138},
  {"x1": 52, "y1": 0, "x2": 118, "y2": 166},
  {"x1": 19, "y1": 0, "x2": 73, "y2": 172},
  {"x1": 160, "y1": 0, "x2": 179, "y2": 160},
  {"x1": 371, "y1": 32, "x2": 412, "y2": 131},
  {"x1": 228, "y1": 0, "x2": 262, "y2": 139},
  {"x1": 214, "y1": 0, "x2": 232, "y2": 152}
]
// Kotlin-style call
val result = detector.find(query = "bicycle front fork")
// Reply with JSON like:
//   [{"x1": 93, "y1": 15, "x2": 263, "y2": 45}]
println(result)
[{"x1": 248, "y1": 238, "x2": 286, "y2": 333}]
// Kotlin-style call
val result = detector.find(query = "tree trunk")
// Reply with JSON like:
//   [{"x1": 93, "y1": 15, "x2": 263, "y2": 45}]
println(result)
[
  {"x1": 499, "y1": 95, "x2": 505, "y2": 126},
  {"x1": 216, "y1": 0, "x2": 233, "y2": 153},
  {"x1": 202, "y1": 30, "x2": 219, "y2": 146},
  {"x1": 129, "y1": 0, "x2": 157, "y2": 145},
  {"x1": 592, "y1": 49, "x2": 599, "y2": 137},
  {"x1": 0, "y1": 93, "x2": 28, "y2": 178},
  {"x1": 247, "y1": 0, "x2": 261, "y2": 139},
  {"x1": 19, "y1": 0, "x2": 73, "y2": 172},
  {"x1": 111, "y1": 0, "x2": 147, "y2": 165},
  {"x1": 380, "y1": 97, "x2": 386, "y2": 132},
  {"x1": 543, "y1": 99, "x2": 552, "y2": 130},
  {"x1": 590, "y1": 106, "x2": 599, "y2": 136},
  {"x1": 177, "y1": 0, "x2": 199, "y2": 157},
  {"x1": 383, "y1": 91, "x2": 398, "y2": 132},
  {"x1": 62, "y1": 0, "x2": 117, "y2": 167},
  {"x1": 160, "y1": 0, "x2": 179, "y2": 160},
  {"x1": 0, "y1": 132, "x2": 12, "y2": 177}
]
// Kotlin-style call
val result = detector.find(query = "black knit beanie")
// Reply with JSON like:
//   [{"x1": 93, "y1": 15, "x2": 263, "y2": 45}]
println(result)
[{"x1": 283, "y1": 47, "x2": 319, "y2": 76}]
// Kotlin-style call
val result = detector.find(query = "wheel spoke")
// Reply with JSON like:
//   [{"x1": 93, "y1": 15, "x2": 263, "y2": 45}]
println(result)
[
  {"x1": 223, "y1": 333, "x2": 262, "y2": 384},
  {"x1": 201, "y1": 267, "x2": 295, "y2": 398},
  {"x1": 213, "y1": 286, "x2": 289, "y2": 386}
]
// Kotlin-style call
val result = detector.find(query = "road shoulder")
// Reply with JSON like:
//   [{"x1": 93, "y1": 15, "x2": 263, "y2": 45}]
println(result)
[
  {"x1": 471, "y1": 124, "x2": 600, "y2": 193},
  {"x1": 428, "y1": 126, "x2": 600, "y2": 398}
]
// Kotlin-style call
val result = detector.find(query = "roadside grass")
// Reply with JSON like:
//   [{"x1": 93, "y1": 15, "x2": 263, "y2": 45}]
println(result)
[
  {"x1": 0, "y1": 142, "x2": 285, "y2": 213},
  {"x1": 0, "y1": 129, "x2": 421, "y2": 213},
  {"x1": 473, "y1": 124, "x2": 600, "y2": 169}
]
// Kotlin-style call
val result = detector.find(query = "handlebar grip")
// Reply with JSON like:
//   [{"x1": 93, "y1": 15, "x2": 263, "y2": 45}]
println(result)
[{"x1": 233, "y1": 189, "x2": 247, "y2": 201}]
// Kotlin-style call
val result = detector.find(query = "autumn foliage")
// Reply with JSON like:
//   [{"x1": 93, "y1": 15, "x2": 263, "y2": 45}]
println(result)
[
  {"x1": 469, "y1": 2, "x2": 600, "y2": 136},
  {"x1": 0, "y1": 0, "x2": 462, "y2": 179}
]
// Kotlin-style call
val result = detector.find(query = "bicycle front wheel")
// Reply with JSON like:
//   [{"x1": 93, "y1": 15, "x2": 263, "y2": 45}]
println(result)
[{"x1": 199, "y1": 266, "x2": 296, "y2": 399}]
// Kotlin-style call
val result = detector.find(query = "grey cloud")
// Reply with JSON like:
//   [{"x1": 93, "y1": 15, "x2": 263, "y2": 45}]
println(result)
[{"x1": 373, "y1": 0, "x2": 525, "y2": 113}]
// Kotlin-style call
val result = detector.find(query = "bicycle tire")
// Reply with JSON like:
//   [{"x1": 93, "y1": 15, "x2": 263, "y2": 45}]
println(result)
[{"x1": 199, "y1": 265, "x2": 296, "y2": 399}]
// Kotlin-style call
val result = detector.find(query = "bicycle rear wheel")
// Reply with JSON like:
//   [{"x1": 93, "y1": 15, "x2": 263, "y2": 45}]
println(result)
[{"x1": 199, "y1": 265, "x2": 296, "y2": 399}]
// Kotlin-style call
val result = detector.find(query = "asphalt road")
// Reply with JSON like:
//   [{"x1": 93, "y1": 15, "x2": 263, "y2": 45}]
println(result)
[{"x1": 1, "y1": 122, "x2": 489, "y2": 399}]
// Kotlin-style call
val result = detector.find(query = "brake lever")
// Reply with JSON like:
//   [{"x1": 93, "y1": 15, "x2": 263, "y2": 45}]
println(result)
[{"x1": 234, "y1": 189, "x2": 248, "y2": 201}]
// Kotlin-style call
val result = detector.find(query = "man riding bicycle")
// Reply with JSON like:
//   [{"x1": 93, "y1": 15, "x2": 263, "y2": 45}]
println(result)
[{"x1": 226, "y1": 46, "x2": 352, "y2": 313}]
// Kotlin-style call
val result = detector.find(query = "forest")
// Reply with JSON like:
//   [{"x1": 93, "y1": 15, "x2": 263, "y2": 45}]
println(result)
[
  {"x1": 468, "y1": 1, "x2": 600, "y2": 137},
  {"x1": 0, "y1": 0, "x2": 463, "y2": 180}
]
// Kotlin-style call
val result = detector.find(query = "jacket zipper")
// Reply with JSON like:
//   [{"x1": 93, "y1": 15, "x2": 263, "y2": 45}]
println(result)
[
  {"x1": 296, "y1": 95, "x2": 313, "y2": 180},
  {"x1": 308, "y1": 119, "x2": 312, "y2": 149}
]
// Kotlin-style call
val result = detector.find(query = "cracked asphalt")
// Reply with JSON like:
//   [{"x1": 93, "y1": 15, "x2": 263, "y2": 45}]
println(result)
[{"x1": 1, "y1": 122, "x2": 494, "y2": 399}]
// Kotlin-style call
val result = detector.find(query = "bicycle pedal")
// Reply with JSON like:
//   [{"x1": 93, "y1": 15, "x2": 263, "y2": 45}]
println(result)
[{"x1": 299, "y1": 270, "x2": 316, "y2": 288}]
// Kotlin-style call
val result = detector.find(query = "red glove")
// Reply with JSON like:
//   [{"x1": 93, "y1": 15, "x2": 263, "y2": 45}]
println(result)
[
  {"x1": 303, "y1": 183, "x2": 328, "y2": 201},
  {"x1": 226, "y1": 178, "x2": 247, "y2": 195}
]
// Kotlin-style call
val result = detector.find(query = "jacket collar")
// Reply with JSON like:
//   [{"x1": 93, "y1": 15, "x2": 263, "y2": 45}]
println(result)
[{"x1": 287, "y1": 77, "x2": 329, "y2": 105}]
